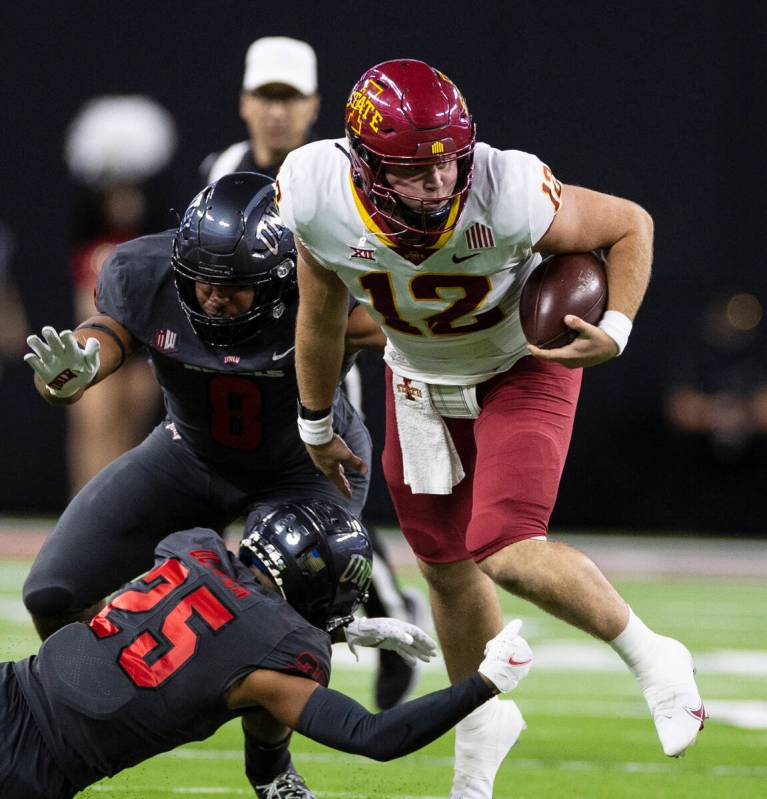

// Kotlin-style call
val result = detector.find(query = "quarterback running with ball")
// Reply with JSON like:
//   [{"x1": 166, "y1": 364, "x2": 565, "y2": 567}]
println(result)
[{"x1": 277, "y1": 59, "x2": 706, "y2": 797}]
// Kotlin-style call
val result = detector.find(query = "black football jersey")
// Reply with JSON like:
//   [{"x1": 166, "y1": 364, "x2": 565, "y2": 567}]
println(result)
[
  {"x1": 94, "y1": 231, "x2": 358, "y2": 470},
  {"x1": 13, "y1": 529, "x2": 331, "y2": 791}
]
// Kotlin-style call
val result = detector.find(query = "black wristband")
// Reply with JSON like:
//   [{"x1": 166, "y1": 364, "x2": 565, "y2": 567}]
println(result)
[
  {"x1": 76, "y1": 322, "x2": 126, "y2": 369},
  {"x1": 297, "y1": 401, "x2": 333, "y2": 420}
]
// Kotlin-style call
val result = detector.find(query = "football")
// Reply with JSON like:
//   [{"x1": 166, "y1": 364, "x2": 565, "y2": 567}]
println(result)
[{"x1": 519, "y1": 252, "x2": 608, "y2": 349}]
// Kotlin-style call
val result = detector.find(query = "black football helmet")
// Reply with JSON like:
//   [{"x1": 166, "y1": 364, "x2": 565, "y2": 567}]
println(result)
[
  {"x1": 172, "y1": 172, "x2": 297, "y2": 348},
  {"x1": 239, "y1": 500, "x2": 373, "y2": 632}
]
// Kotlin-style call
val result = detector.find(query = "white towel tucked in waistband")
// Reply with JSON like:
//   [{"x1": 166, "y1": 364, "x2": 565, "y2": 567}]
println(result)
[{"x1": 392, "y1": 372, "x2": 465, "y2": 495}]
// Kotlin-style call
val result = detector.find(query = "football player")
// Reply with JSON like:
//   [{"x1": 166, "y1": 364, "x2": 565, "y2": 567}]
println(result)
[
  {"x1": 211, "y1": 32, "x2": 428, "y2": 710},
  {"x1": 277, "y1": 59, "x2": 706, "y2": 797},
  {"x1": 22, "y1": 172, "x2": 382, "y2": 796},
  {"x1": 1, "y1": 499, "x2": 535, "y2": 798}
]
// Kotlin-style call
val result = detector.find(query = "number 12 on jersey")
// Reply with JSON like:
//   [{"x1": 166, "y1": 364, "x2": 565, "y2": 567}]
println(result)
[{"x1": 359, "y1": 272, "x2": 504, "y2": 336}]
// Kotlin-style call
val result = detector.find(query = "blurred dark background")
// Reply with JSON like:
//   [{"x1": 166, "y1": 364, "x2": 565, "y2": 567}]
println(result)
[{"x1": 2, "y1": 0, "x2": 766, "y2": 534}]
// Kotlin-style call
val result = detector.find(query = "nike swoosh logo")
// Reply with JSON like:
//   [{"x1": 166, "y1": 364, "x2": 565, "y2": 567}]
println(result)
[
  {"x1": 508, "y1": 657, "x2": 532, "y2": 666},
  {"x1": 452, "y1": 253, "x2": 480, "y2": 263},
  {"x1": 272, "y1": 346, "x2": 295, "y2": 361},
  {"x1": 685, "y1": 703, "x2": 707, "y2": 727}
]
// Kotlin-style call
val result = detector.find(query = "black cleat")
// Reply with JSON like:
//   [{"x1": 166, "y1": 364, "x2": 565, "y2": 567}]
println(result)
[{"x1": 255, "y1": 769, "x2": 316, "y2": 799}]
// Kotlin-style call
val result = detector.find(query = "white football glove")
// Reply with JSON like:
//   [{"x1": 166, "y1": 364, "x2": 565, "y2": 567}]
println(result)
[
  {"x1": 24, "y1": 326, "x2": 100, "y2": 398},
  {"x1": 344, "y1": 617, "x2": 438, "y2": 667},
  {"x1": 478, "y1": 619, "x2": 533, "y2": 693}
]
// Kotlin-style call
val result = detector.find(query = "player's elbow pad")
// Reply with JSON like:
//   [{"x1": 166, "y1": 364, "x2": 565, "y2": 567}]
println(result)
[{"x1": 295, "y1": 673, "x2": 493, "y2": 761}]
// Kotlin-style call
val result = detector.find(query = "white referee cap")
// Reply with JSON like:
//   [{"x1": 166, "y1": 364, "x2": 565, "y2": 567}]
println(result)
[{"x1": 242, "y1": 37, "x2": 317, "y2": 95}]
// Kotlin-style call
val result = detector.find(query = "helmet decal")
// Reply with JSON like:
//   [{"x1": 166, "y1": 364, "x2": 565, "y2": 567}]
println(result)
[
  {"x1": 239, "y1": 500, "x2": 372, "y2": 632},
  {"x1": 254, "y1": 200, "x2": 283, "y2": 257},
  {"x1": 346, "y1": 78, "x2": 385, "y2": 136},
  {"x1": 339, "y1": 553, "x2": 373, "y2": 591}
]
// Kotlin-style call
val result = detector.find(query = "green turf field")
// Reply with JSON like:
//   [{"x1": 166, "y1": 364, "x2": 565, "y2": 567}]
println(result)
[{"x1": 1, "y1": 557, "x2": 765, "y2": 799}]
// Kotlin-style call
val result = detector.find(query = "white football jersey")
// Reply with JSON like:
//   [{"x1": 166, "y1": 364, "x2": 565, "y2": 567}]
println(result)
[{"x1": 277, "y1": 139, "x2": 561, "y2": 384}]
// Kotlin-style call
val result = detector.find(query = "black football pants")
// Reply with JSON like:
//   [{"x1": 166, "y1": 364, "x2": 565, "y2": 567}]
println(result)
[{"x1": 23, "y1": 419, "x2": 371, "y2": 621}]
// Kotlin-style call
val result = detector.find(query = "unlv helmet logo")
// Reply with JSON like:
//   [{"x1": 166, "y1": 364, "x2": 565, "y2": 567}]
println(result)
[
  {"x1": 339, "y1": 553, "x2": 373, "y2": 592},
  {"x1": 254, "y1": 200, "x2": 284, "y2": 257}
]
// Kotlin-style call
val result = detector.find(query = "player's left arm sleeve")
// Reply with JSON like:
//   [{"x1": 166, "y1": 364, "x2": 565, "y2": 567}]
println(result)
[
  {"x1": 492, "y1": 150, "x2": 561, "y2": 250},
  {"x1": 526, "y1": 156, "x2": 563, "y2": 246},
  {"x1": 295, "y1": 673, "x2": 493, "y2": 761}
]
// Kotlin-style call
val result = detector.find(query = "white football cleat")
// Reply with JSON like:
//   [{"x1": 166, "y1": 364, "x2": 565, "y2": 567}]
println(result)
[
  {"x1": 638, "y1": 636, "x2": 708, "y2": 757},
  {"x1": 449, "y1": 697, "x2": 526, "y2": 799}
]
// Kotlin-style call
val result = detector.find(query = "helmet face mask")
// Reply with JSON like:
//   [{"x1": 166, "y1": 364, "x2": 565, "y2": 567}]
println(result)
[
  {"x1": 172, "y1": 172, "x2": 297, "y2": 348},
  {"x1": 345, "y1": 59, "x2": 475, "y2": 242},
  {"x1": 367, "y1": 153, "x2": 471, "y2": 237},
  {"x1": 239, "y1": 500, "x2": 372, "y2": 632}
]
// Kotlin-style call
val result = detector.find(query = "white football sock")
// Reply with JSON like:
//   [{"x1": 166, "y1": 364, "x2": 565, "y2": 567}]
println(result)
[
  {"x1": 610, "y1": 607, "x2": 706, "y2": 757},
  {"x1": 450, "y1": 697, "x2": 525, "y2": 799},
  {"x1": 609, "y1": 606, "x2": 659, "y2": 674}
]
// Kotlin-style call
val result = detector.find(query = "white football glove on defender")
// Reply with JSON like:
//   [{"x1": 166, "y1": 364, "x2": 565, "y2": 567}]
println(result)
[
  {"x1": 24, "y1": 326, "x2": 100, "y2": 398},
  {"x1": 344, "y1": 617, "x2": 438, "y2": 667},
  {"x1": 479, "y1": 619, "x2": 533, "y2": 692}
]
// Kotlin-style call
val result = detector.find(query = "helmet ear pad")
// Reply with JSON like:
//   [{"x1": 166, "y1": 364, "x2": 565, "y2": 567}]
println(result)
[
  {"x1": 239, "y1": 500, "x2": 372, "y2": 632},
  {"x1": 172, "y1": 172, "x2": 297, "y2": 348}
]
